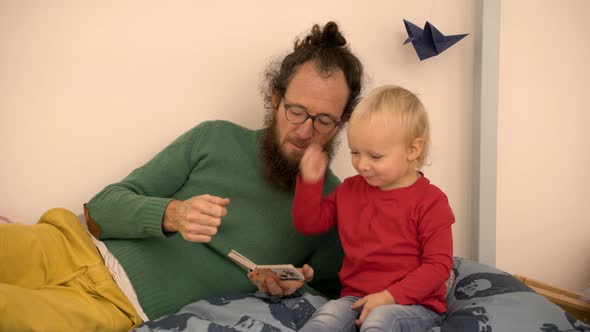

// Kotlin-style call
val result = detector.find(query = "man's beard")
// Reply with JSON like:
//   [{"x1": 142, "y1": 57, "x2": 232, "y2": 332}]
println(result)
[{"x1": 259, "y1": 112, "x2": 339, "y2": 192}]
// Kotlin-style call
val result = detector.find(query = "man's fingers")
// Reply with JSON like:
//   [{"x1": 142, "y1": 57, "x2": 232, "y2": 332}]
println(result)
[
  {"x1": 189, "y1": 199, "x2": 228, "y2": 218},
  {"x1": 265, "y1": 278, "x2": 284, "y2": 297},
  {"x1": 186, "y1": 224, "x2": 218, "y2": 236},
  {"x1": 185, "y1": 213, "x2": 222, "y2": 227},
  {"x1": 267, "y1": 281, "x2": 282, "y2": 297},
  {"x1": 248, "y1": 272, "x2": 268, "y2": 291},
  {"x1": 247, "y1": 272, "x2": 266, "y2": 292},
  {"x1": 175, "y1": 195, "x2": 230, "y2": 243},
  {"x1": 201, "y1": 194, "x2": 231, "y2": 207},
  {"x1": 182, "y1": 233, "x2": 213, "y2": 243},
  {"x1": 205, "y1": 202, "x2": 228, "y2": 218},
  {"x1": 302, "y1": 264, "x2": 314, "y2": 282}
]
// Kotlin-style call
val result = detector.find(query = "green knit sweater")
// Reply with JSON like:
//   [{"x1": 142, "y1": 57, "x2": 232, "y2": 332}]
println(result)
[{"x1": 87, "y1": 120, "x2": 343, "y2": 320}]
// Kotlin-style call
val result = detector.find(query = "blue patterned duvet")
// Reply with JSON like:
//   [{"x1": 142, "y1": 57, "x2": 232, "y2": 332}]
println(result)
[{"x1": 134, "y1": 258, "x2": 590, "y2": 332}]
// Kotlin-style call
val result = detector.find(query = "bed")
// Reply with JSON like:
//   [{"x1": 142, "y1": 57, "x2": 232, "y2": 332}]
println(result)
[
  {"x1": 133, "y1": 257, "x2": 590, "y2": 331},
  {"x1": 2, "y1": 214, "x2": 588, "y2": 331}
]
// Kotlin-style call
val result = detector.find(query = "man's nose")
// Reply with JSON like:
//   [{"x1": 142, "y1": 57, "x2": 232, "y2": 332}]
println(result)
[{"x1": 294, "y1": 118, "x2": 314, "y2": 140}]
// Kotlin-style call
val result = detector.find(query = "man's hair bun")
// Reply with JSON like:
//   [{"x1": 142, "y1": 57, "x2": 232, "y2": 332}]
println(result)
[{"x1": 295, "y1": 21, "x2": 347, "y2": 50}]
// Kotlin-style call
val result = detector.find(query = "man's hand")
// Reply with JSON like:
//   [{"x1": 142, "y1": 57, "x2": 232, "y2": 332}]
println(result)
[
  {"x1": 248, "y1": 264, "x2": 314, "y2": 297},
  {"x1": 351, "y1": 290, "x2": 397, "y2": 326},
  {"x1": 299, "y1": 144, "x2": 328, "y2": 183},
  {"x1": 162, "y1": 194, "x2": 230, "y2": 242}
]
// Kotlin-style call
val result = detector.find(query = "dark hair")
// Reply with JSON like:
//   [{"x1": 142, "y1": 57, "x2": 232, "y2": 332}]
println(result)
[{"x1": 263, "y1": 21, "x2": 364, "y2": 122}]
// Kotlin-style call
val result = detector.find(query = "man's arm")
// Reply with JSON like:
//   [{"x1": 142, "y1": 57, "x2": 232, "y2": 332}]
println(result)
[{"x1": 86, "y1": 123, "x2": 215, "y2": 239}]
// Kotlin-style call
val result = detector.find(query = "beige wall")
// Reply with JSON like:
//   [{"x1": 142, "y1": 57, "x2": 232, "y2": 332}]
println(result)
[
  {"x1": 0, "y1": 1, "x2": 475, "y2": 258},
  {"x1": 497, "y1": 0, "x2": 590, "y2": 291}
]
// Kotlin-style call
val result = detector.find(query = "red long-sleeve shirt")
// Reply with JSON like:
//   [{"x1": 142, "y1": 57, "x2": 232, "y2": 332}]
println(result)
[{"x1": 293, "y1": 173, "x2": 454, "y2": 313}]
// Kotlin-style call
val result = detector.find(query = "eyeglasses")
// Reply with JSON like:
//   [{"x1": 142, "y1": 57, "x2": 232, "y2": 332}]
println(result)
[{"x1": 283, "y1": 100, "x2": 341, "y2": 134}]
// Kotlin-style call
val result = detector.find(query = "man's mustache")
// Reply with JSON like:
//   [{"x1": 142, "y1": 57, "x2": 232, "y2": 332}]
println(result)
[{"x1": 286, "y1": 137, "x2": 312, "y2": 151}]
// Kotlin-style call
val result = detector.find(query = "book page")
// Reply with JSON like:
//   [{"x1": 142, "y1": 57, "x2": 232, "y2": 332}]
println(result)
[
  {"x1": 228, "y1": 250, "x2": 304, "y2": 281},
  {"x1": 256, "y1": 265, "x2": 304, "y2": 281},
  {"x1": 228, "y1": 250, "x2": 256, "y2": 271}
]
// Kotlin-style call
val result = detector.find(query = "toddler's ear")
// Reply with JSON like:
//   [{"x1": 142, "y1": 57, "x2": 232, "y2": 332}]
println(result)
[{"x1": 407, "y1": 137, "x2": 424, "y2": 161}]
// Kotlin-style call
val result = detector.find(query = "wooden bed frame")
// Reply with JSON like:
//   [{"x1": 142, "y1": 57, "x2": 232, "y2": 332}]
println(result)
[{"x1": 515, "y1": 274, "x2": 590, "y2": 324}]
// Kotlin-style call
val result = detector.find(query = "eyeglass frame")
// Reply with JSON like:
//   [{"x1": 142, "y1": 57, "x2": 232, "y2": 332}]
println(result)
[{"x1": 282, "y1": 99, "x2": 342, "y2": 134}]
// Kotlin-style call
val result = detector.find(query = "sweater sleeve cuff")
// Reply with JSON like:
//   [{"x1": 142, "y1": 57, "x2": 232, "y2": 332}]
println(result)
[
  {"x1": 140, "y1": 197, "x2": 173, "y2": 237},
  {"x1": 387, "y1": 285, "x2": 414, "y2": 306},
  {"x1": 296, "y1": 173, "x2": 325, "y2": 193}
]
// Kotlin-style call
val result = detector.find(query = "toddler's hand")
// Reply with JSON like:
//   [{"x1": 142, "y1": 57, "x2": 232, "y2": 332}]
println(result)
[
  {"x1": 352, "y1": 290, "x2": 397, "y2": 326},
  {"x1": 299, "y1": 144, "x2": 328, "y2": 183}
]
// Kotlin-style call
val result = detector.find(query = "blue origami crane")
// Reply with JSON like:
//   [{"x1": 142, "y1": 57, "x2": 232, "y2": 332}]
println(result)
[{"x1": 403, "y1": 19, "x2": 468, "y2": 61}]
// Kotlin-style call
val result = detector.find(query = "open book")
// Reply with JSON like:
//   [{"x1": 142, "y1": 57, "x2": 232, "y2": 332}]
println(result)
[{"x1": 228, "y1": 249, "x2": 304, "y2": 281}]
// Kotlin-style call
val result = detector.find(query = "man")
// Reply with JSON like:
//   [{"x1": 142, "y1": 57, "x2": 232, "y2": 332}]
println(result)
[{"x1": 0, "y1": 21, "x2": 363, "y2": 331}]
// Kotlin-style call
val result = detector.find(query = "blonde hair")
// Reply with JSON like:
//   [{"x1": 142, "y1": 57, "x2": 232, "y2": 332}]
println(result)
[{"x1": 349, "y1": 85, "x2": 430, "y2": 169}]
